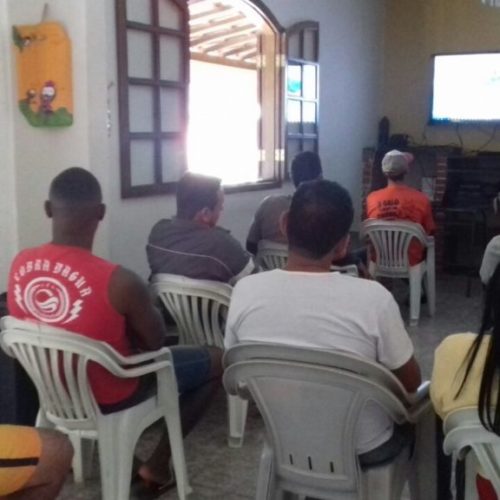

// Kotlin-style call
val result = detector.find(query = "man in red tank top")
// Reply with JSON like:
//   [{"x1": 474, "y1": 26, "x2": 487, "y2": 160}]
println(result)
[{"x1": 8, "y1": 167, "x2": 222, "y2": 490}]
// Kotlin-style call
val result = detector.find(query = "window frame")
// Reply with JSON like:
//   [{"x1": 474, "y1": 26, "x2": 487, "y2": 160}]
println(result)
[
  {"x1": 285, "y1": 21, "x2": 320, "y2": 172},
  {"x1": 115, "y1": 0, "x2": 288, "y2": 198},
  {"x1": 116, "y1": 0, "x2": 190, "y2": 198}
]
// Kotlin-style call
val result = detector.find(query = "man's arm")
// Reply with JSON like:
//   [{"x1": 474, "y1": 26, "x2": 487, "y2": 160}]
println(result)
[
  {"x1": 376, "y1": 288, "x2": 422, "y2": 393},
  {"x1": 109, "y1": 267, "x2": 166, "y2": 351},
  {"x1": 391, "y1": 356, "x2": 422, "y2": 393}
]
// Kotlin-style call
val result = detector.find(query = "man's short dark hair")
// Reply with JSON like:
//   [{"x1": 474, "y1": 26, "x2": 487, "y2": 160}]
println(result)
[
  {"x1": 385, "y1": 171, "x2": 406, "y2": 182},
  {"x1": 287, "y1": 180, "x2": 354, "y2": 260},
  {"x1": 290, "y1": 151, "x2": 323, "y2": 188},
  {"x1": 49, "y1": 167, "x2": 102, "y2": 206},
  {"x1": 176, "y1": 172, "x2": 222, "y2": 220}
]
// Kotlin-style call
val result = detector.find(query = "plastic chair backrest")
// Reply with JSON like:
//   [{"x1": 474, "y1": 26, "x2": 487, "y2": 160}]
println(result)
[
  {"x1": 361, "y1": 219, "x2": 428, "y2": 274},
  {"x1": 151, "y1": 274, "x2": 231, "y2": 348},
  {"x1": 223, "y1": 344, "x2": 414, "y2": 496},
  {"x1": 256, "y1": 240, "x2": 288, "y2": 270},
  {"x1": 330, "y1": 264, "x2": 360, "y2": 277},
  {"x1": 444, "y1": 409, "x2": 500, "y2": 495},
  {"x1": 0, "y1": 317, "x2": 124, "y2": 430}
]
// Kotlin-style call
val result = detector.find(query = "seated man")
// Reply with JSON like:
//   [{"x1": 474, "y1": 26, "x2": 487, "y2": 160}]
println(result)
[
  {"x1": 246, "y1": 151, "x2": 322, "y2": 254},
  {"x1": 247, "y1": 151, "x2": 367, "y2": 274},
  {"x1": 480, "y1": 235, "x2": 500, "y2": 285},
  {"x1": 8, "y1": 168, "x2": 222, "y2": 490},
  {"x1": 147, "y1": 172, "x2": 254, "y2": 284},
  {"x1": 0, "y1": 425, "x2": 72, "y2": 499},
  {"x1": 225, "y1": 179, "x2": 421, "y2": 464},
  {"x1": 366, "y1": 149, "x2": 435, "y2": 266}
]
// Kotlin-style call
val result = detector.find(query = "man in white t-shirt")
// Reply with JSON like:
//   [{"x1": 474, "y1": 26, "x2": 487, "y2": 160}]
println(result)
[{"x1": 225, "y1": 179, "x2": 421, "y2": 464}]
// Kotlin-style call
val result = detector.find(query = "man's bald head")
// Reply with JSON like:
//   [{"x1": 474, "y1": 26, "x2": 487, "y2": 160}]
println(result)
[{"x1": 49, "y1": 167, "x2": 102, "y2": 208}]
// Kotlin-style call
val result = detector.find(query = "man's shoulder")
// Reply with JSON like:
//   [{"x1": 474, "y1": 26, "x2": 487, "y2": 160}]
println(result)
[
  {"x1": 148, "y1": 218, "x2": 172, "y2": 239},
  {"x1": 256, "y1": 194, "x2": 291, "y2": 214}
]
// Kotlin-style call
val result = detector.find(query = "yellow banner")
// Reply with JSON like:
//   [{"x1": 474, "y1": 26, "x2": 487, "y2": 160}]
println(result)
[{"x1": 13, "y1": 22, "x2": 73, "y2": 127}]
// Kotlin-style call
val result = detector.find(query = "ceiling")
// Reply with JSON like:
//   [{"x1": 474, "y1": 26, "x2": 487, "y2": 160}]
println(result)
[{"x1": 188, "y1": 0, "x2": 261, "y2": 68}]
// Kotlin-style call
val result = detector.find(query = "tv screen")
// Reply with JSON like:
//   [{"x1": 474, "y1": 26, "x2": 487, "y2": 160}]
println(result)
[{"x1": 431, "y1": 53, "x2": 500, "y2": 123}]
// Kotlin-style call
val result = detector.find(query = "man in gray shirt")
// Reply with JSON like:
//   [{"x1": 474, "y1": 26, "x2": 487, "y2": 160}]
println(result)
[
  {"x1": 147, "y1": 172, "x2": 255, "y2": 284},
  {"x1": 246, "y1": 151, "x2": 322, "y2": 255}
]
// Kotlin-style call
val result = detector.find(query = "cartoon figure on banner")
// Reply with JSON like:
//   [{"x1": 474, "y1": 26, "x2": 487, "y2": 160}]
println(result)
[{"x1": 12, "y1": 22, "x2": 73, "y2": 127}]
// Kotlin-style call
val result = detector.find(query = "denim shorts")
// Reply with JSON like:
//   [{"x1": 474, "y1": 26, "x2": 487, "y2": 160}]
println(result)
[
  {"x1": 170, "y1": 345, "x2": 212, "y2": 394},
  {"x1": 100, "y1": 346, "x2": 211, "y2": 414}
]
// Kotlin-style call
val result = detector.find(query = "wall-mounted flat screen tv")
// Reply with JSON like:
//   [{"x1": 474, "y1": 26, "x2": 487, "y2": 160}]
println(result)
[{"x1": 430, "y1": 52, "x2": 500, "y2": 124}]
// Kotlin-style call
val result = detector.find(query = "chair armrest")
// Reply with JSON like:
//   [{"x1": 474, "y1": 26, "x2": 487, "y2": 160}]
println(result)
[
  {"x1": 405, "y1": 381, "x2": 431, "y2": 421},
  {"x1": 100, "y1": 345, "x2": 173, "y2": 365},
  {"x1": 97, "y1": 346, "x2": 174, "y2": 379}
]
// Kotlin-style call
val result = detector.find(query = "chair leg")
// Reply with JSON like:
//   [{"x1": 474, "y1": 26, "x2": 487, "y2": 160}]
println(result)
[
  {"x1": 408, "y1": 407, "x2": 438, "y2": 500},
  {"x1": 408, "y1": 268, "x2": 422, "y2": 326},
  {"x1": 228, "y1": 394, "x2": 248, "y2": 448},
  {"x1": 256, "y1": 441, "x2": 277, "y2": 500},
  {"x1": 162, "y1": 378, "x2": 192, "y2": 500},
  {"x1": 69, "y1": 434, "x2": 85, "y2": 484},
  {"x1": 425, "y1": 265, "x2": 436, "y2": 318},
  {"x1": 97, "y1": 415, "x2": 119, "y2": 500}
]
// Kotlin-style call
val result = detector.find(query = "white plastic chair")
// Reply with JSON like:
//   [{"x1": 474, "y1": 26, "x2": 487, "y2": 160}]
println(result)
[
  {"x1": 256, "y1": 240, "x2": 360, "y2": 277},
  {"x1": 331, "y1": 263, "x2": 360, "y2": 277},
  {"x1": 256, "y1": 240, "x2": 288, "y2": 270},
  {"x1": 361, "y1": 219, "x2": 436, "y2": 326},
  {"x1": 150, "y1": 273, "x2": 248, "y2": 448},
  {"x1": 444, "y1": 409, "x2": 500, "y2": 499},
  {"x1": 224, "y1": 343, "x2": 435, "y2": 500},
  {"x1": 0, "y1": 316, "x2": 191, "y2": 500}
]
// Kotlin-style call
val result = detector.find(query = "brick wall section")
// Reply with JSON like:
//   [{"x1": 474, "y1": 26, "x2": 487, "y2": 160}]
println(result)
[
  {"x1": 433, "y1": 154, "x2": 449, "y2": 271},
  {"x1": 361, "y1": 147, "x2": 375, "y2": 219}
]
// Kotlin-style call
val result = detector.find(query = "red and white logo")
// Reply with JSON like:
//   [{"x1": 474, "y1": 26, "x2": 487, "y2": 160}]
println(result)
[{"x1": 15, "y1": 277, "x2": 83, "y2": 324}]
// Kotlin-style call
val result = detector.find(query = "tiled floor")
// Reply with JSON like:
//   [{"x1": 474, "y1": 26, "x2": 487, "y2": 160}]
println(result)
[{"x1": 59, "y1": 274, "x2": 483, "y2": 499}]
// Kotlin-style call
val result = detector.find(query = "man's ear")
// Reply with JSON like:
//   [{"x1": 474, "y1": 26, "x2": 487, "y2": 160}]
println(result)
[
  {"x1": 332, "y1": 234, "x2": 350, "y2": 261},
  {"x1": 279, "y1": 210, "x2": 289, "y2": 239},
  {"x1": 98, "y1": 203, "x2": 106, "y2": 221},
  {"x1": 44, "y1": 200, "x2": 52, "y2": 218}
]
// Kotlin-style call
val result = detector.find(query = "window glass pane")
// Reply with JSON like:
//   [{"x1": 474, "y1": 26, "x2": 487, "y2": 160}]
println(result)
[
  {"x1": 126, "y1": 0, "x2": 151, "y2": 24},
  {"x1": 160, "y1": 36, "x2": 182, "y2": 81},
  {"x1": 158, "y1": 0, "x2": 182, "y2": 30},
  {"x1": 303, "y1": 102, "x2": 317, "y2": 134},
  {"x1": 303, "y1": 65, "x2": 317, "y2": 100},
  {"x1": 127, "y1": 31, "x2": 153, "y2": 78},
  {"x1": 129, "y1": 86, "x2": 154, "y2": 132},
  {"x1": 161, "y1": 139, "x2": 185, "y2": 182},
  {"x1": 287, "y1": 99, "x2": 301, "y2": 134},
  {"x1": 287, "y1": 33, "x2": 300, "y2": 60},
  {"x1": 287, "y1": 139, "x2": 301, "y2": 171},
  {"x1": 302, "y1": 139, "x2": 318, "y2": 152},
  {"x1": 303, "y1": 29, "x2": 317, "y2": 61},
  {"x1": 287, "y1": 64, "x2": 302, "y2": 97},
  {"x1": 130, "y1": 140, "x2": 155, "y2": 186},
  {"x1": 160, "y1": 88, "x2": 182, "y2": 132}
]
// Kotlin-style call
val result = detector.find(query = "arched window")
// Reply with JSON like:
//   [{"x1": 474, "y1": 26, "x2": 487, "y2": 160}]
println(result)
[{"x1": 116, "y1": 0, "x2": 318, "y2": 198}]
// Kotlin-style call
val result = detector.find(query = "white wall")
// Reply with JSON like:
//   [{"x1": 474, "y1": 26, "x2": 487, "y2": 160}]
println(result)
[
  {"x1": 0, "y1": 0, "x2": 386, "y2": 282},
  {"x1": 0, "y1": 0, "x2": 19, "y2": 288},
  {"x1": 383, "y1": 0, "x2": 500, "y2": 151}
]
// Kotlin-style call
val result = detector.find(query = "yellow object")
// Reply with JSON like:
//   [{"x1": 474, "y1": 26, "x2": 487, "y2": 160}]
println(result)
[
  {"x1": 13, "y1": 22, "x2": 73, "y2": 127},
  {"x1": 0, "y1": 425, "x2": 42, "y2": 496},
  {"x1": 430, "y1": 333, "x2": 498, "y2": 420}
]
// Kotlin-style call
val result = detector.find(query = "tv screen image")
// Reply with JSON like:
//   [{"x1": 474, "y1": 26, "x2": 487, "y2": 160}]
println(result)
[{"x1": 431, "y1": 53, "x2": 500, "y2": 123}]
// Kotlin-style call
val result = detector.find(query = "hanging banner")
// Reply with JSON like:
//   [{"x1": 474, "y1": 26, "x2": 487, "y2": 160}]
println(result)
[{"x1": 12, "y1": 22, "x2": 73, "y2": 127}]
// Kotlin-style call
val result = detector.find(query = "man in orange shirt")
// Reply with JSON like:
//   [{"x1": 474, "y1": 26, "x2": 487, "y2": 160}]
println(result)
[{"x1": 366, "y1": 150, "x2": 435, "y2": 266}]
